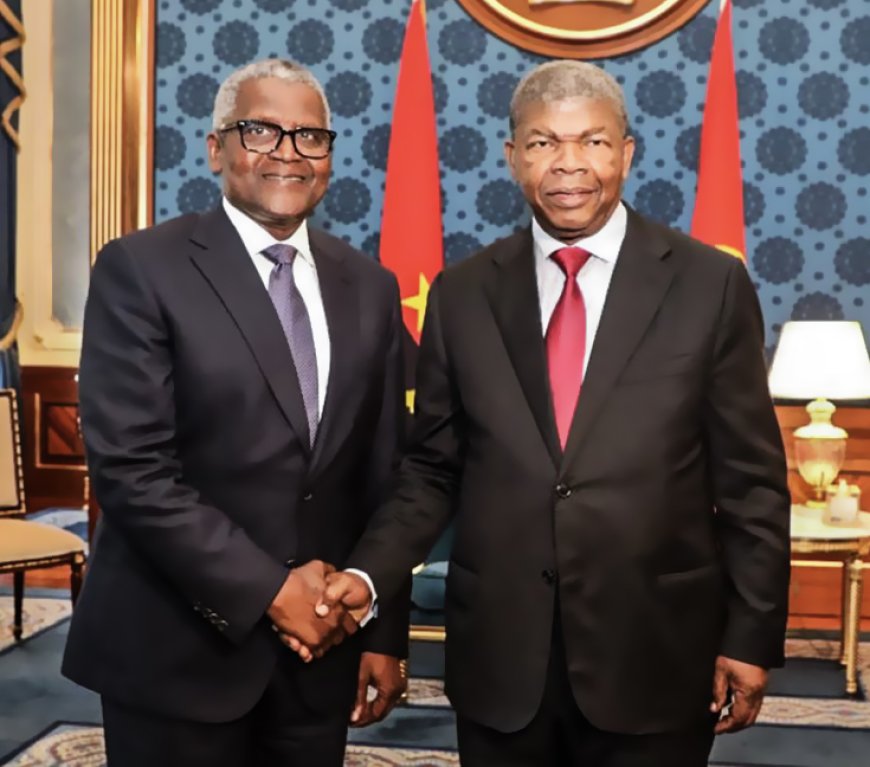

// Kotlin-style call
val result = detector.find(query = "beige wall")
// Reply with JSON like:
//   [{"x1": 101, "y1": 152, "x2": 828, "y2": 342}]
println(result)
[{"x1": 16, "y1": 2, "x2": 82, "y2": 368}]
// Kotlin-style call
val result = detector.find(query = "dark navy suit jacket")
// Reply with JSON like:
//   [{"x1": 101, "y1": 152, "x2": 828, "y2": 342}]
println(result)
[
  {"x1": 63, "y1": 207, "x2": 408, "y2": 722},
  {"x1": 348, "y1": 206, "x2": 790, "y2": 735}
]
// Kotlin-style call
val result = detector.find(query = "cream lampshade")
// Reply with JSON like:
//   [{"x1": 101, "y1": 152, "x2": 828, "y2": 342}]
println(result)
[{"x1": 768, "y1": 321, "x2": 870, "y2": 507}]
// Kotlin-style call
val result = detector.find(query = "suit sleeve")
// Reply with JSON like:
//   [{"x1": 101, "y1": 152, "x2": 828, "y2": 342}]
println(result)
[
  {"x1": 357, "y1": 274, "x2": 412, "y2": 658},
  {"x1": 80, "y1": 240, "x2": 288, "y2": 645},
  {"x1": 704, "y1": 257, "x2": 791, "y2": 668},
  {"x1": 347, "y1": 272, "x2": 465, "y2": 605}
]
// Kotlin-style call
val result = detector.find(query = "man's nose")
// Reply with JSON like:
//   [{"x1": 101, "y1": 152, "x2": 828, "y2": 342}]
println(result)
[
  {"x1": 271, "y1": 133, "x2": 302, "y2": 162},
  {"x1": 553, "y1": 140, "x2": 587, "y2": 173}
]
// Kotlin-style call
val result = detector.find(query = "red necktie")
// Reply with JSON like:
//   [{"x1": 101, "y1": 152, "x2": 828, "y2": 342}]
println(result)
[{"x1": 546, "y1": 247, "x2": 591, "y2": 449}]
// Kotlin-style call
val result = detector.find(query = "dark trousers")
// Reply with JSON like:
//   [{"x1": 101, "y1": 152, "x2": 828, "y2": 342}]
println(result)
[
  {"x1": 102, "y1": 655, "x2": 350, "y2": 767},
  {"x1": 457, "y1": 617, "x2": 716, "y2": 767}
]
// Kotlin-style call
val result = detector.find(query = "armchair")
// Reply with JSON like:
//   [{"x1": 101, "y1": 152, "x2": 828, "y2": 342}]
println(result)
[{"x1": 0, "y1": 389, "x2": 86, "y2": 640}]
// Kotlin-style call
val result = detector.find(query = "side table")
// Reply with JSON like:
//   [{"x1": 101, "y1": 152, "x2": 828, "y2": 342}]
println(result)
[{"x1": 790, "y1": 504, "x2": 870, "y2": 696}]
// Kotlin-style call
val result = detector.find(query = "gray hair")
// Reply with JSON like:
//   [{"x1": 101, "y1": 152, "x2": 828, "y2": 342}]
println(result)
[
  {"x1": 509, "y1": 60, "x2": 629, "y2": 136},
  {"x1": 212, "y1": 58, "x2": 331, "y2": 131}
]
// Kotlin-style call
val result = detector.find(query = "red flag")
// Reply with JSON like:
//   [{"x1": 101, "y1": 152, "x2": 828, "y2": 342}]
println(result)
[
  {"x1": 691, "y1": 0, "x2": 745, "y2": 262},
  {"x1": 379, "y1": 0, "x2": 443, "y2": 346}
]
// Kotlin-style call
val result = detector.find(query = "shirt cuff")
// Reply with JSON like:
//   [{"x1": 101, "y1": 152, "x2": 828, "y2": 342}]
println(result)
[{"x1": 345, "y1": 568, "x2": 378, "y2": 627}]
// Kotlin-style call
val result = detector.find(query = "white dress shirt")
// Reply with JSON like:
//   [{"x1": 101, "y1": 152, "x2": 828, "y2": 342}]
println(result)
[
  {"x1": 222, "y1": 198, "x2": 377, "y2": 625},
  {"x1": 533, "y1": 201, "x2": 628, "y2": 371},
  {"x1": 222, "y1": 197, "x2": 330, "y2": 418}
]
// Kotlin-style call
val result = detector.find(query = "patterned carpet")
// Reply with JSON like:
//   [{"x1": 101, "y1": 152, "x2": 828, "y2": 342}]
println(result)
[
  {"x1": 0, "y1": 599, "x2": 72, "y2": 655},
  {"x1": 2, "y1": 725, "x2": 103, "y2": 767},
  {"x1": 2, "y1": 597, "x2": 870, "y2": 765},
  {"x1": 760, "y1": 638, "x2": 870, "y2": 728},
  {"x1": 404, "y1": 637, "x2": 870, "y2": 727},
  {"x1": 1, "y1": 724, "x2": 460, "y2": 767}
]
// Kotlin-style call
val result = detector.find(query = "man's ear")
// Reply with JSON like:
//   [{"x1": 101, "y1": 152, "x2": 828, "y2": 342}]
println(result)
[
  {"x1": 504, "y1": 139, "x2": 517, "y2": 181},
  {"x1": 206, "y1": 133, "x2": 223, "y2": 174},
  {"x1": 621, "y1": 135, "x2": 636, "y2": 181}
]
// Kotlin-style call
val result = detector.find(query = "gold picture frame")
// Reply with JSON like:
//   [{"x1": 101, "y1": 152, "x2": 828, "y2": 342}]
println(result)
[
  {"x1": 90, "y1": 0, "x2": 155, "y2": 264},
  {"x1": 16, "y1": 0, "x2": 154, "y2": 366},
  {"x1": 455, "y1": 0, "x2": 711, "y2": 59}
]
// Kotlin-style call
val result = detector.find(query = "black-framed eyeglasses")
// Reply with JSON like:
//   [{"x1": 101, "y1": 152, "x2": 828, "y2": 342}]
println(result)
[{"x1": 219, "y1": 119, "x2": 337, "y2": 159}]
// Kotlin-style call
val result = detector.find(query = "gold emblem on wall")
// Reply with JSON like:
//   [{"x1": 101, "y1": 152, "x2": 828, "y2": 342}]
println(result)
[
  {"x1": 455, "y1": 0, "x2": 710, "y2": 59},
  {"x1": 528, "y1": 1, "x2": 634, "y2": 5}
]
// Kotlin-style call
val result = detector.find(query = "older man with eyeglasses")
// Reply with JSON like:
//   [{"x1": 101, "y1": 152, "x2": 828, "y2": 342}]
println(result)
[{"x1": 62, "y1": 58, "x2": 409, "y2": 767}]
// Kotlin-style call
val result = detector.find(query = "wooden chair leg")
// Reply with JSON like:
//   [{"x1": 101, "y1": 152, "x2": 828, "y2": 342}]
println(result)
[
  {"x1": 70, "y1": 555, "x2": 85, "y2": 607},
  {"x1": 13, "y1": 570, "x2": 24, "y2": 642}
]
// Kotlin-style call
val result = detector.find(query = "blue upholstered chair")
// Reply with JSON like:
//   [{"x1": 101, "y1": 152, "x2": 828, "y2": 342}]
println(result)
[{"x1": 409, "y1": 525, "x2": 453, "y2": 642}]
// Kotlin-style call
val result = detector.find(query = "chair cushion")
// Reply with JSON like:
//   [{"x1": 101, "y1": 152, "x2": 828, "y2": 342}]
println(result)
[
  {"x1": 0, "y1": 519, "x2": 86, "y2": 563},
  {"x1": 417, "y1": 561, "x2": 448, "y2": 578},
  {"x1": 411, "y1": 560, "x2": 448, "y2": 611}
]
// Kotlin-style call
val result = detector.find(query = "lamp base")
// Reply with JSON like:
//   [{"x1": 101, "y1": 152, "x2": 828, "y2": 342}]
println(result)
[
  {"x1": 804, "y1": 498, "x2": 827, "y2": 510},
  {"x1": 793, "y1": 398, "x2": 848, "y2": 441},
  {"x1": 794, "y1": 397, "x2": 848, "y2": 509}
]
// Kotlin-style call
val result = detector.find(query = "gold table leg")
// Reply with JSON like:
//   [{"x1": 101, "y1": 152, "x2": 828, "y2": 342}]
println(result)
[
  {"x1": 841, "y1": 557, "x2": 851, "y2": 665},
  {"x1": 399, "y1": 658, "x2": 409, "y2": 704},
  {"x1": 845, "y1": 555, "x2": 863, "y2": 697}
]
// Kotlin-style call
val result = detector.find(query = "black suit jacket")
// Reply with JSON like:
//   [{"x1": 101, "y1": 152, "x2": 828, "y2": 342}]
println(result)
[
  {"x1": 348, "y1": 206, "x2": 790, "y2": 735},
  {"x1": 62, "y1": 207, "x2": 408, "y2": 723}
]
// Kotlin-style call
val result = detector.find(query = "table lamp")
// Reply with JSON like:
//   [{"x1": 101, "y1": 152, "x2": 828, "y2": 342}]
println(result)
[{"x1": 768, "y1": 321, "x2": 870, "y2": 507}]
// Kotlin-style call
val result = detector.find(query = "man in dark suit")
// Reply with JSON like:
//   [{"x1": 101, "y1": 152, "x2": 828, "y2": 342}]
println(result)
[
  {"x1": 321, "y1": 60, "x2": 791, "y2": 766},
  {"x1": 62, "y1": 58, "x2": 408, "y2": 766}
]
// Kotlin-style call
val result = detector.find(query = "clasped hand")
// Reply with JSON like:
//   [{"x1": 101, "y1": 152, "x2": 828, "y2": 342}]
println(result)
[
  {"x1": 268, "y1": 565, "x2": 404, "y2": 726},
  {"x1": 266, "y1": 561, "x2": 373, "y2": 663}
]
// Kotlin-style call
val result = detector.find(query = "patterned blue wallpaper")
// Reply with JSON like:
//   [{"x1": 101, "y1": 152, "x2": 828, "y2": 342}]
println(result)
[{"x1": 154, "y1": 0, "x2": 870, "y2": 350}]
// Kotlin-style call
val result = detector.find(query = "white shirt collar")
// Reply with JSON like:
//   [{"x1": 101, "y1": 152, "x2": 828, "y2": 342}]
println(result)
[
  {"x1": 531, "y1": 201, "x2": 627, "y2": 264},
  {"x1": 222, "y1": 197, "x2": 314, "y2": 266}
]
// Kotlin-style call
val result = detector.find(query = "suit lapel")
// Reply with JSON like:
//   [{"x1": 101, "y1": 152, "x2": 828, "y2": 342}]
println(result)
[
  {"x1": 188, "y1": 208, "x2": 312, "y2": 455},
  {"x1": 562, "y1": 207, "x2": 675, "y2": 466},
  {"x1": 486, "y1": 230, "x2": 561, "y2": 467},
  {"x1": 308, "y1": 231, "x2": 357, "y2": 477}
]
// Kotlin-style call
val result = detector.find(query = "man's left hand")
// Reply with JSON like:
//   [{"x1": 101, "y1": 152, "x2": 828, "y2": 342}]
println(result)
[
  {"x1": 711, "y1": 655, "x2": 768, "y2": 734},
  {"x1": 350, "y1": 652, "x2": 406, "y2": 727}
]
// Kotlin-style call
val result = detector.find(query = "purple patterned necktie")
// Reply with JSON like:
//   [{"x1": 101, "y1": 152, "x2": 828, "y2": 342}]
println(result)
[{"x1": 262, "y1": 244, "x2": 319, "y2": 447}]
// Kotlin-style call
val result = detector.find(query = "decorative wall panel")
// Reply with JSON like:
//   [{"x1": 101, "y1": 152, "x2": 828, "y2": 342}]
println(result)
[{"x1": 153, "y1": 0, "x2": 870, "y2": 351}]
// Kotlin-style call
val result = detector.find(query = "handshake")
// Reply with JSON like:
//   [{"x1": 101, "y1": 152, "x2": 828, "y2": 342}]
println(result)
[{"x1": 266, "y1": 560, "x2": 373, "y2": 662}]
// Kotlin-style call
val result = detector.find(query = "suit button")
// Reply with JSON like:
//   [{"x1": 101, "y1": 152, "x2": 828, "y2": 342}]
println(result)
[
  {"x1": 541, "y1": 569, "x2": 557, "y2": 585},
  {"x1": 303, "y1": 492, "x2": 313, "y2": 501},
  {"x1": 555, "y1": 483, "x2": 572, "y2": 499}
]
